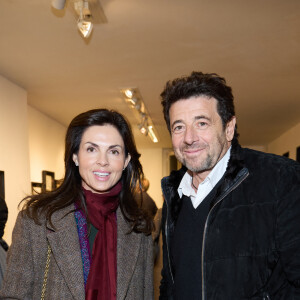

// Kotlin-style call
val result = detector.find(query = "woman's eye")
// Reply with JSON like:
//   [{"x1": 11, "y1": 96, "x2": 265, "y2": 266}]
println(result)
[
  {"x1": 111, "y1": 149, "x2": 120, "y2": 155},
  {"x1": 87, "y1": 147, "x2": 95, "y2": 152}
]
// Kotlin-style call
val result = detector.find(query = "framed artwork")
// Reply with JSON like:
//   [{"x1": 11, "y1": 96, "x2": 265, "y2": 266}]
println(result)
[
  {"x1": 55, "y1": 179, "x2": 63, "y2": 189},
  {"x1": 0, "y1": 171, "x2": 4, "y2": 200},
  {"x1": 162, "y1": 148, "x2": 181, "y2": 178},
  {"x1": 42, "y1": 170, "x2": 55, "y2": 192},
  {"x1": 31, "y1": 182, "x2": 42, "y2": 195},
  {"x1": 282, "y1": 152, "x2": 289, "y2": 158}
]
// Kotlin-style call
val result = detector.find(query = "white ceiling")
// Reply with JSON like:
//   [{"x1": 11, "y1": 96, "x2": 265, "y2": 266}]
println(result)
[{"x1": 0, "y1": 0, "x2": 299, "y2": 149}]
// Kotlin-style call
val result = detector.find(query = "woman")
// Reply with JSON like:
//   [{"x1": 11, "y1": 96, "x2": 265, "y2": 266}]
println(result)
[{"x1": 0, "y1": 109, "x2": 154, "y2": 300}]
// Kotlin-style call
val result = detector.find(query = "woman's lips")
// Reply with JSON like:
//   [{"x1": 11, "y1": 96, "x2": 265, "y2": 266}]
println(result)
[{"x1": 93, "y1": 171, "x2": 110, "y2": 181}]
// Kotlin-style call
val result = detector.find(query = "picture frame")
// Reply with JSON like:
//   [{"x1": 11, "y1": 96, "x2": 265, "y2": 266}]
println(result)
[
  {"x1": 0, "y1": 170, "x2": 4, "y2": 200},
  {"x1": 282, "y1": 152, "x2": 289, "y2": 158},
  {"x1": 162, "y1": 148, "x2": 181, "y2": 178},
  {"x1": 42, "y1": 170, "x2": 55, "y2": 192},
  {"x1": 55, "y1": 179, "x2": 63, "y2": 189},
  {"x1": 31, "y1": 182, "x2": 43, "y2": 195}
]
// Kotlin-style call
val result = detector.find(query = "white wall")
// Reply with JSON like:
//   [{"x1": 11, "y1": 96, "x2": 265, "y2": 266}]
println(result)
[
  {"x1": 28, "y1": 106, "x2": 66, "y2": 183},
  {"x1": 242, "y1": 145, "x2": 266, "y2": 152},
  {"x1": 267, "y1": 122, "x2": 300, "y2": 160},
  {"x1": 0, "y1": 76, "x2": 30, "y2": 245},
  {"x1": 139, "y1": 148, "x2": 164, "y2": 208},
  {"x1": 0, "y1": 76, "x2": 67, "y2": 245}
]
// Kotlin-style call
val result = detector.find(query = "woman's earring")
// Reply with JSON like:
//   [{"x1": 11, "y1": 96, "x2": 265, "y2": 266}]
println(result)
[{"x1": 75, "y1": 161, "x2": 79, "y2": 166}]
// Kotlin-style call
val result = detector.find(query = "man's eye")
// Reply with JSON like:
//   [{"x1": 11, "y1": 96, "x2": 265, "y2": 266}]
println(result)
[
  {"x1": 173, "y1": 125, "x2": 184, "y2": 132},
  {"x1": 197, "y1": 121, "x2": 208, "y2": 128}
]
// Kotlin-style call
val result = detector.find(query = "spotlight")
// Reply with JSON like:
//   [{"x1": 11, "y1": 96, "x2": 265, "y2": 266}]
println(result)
[
  {"x1": 75, "y1": 0, "x2": 93, "y2": 38},
  {"x1": 127, "y1": 97, "x2": 142, "y2": 111},
  {"x1": 51, "y1": 0, "x2": 66, "y2": 10},
  {"x1": 139, "y1": 124, "x2": 148, "y2": 136},
  {"x1": 77, "y1": 19, "x2": 93, "y2": 38},
  {"x1": 138, "y1": 116, "x2": 148, "y2": 136},
  {"x1": 124, "y1": 89, "x2": 133, "y2": 99}
]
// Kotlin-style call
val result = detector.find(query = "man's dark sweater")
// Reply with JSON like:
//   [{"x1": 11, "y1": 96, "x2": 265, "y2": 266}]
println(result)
[{"x1": 171, "y1": 180, "x2": 222, "y2": 299}]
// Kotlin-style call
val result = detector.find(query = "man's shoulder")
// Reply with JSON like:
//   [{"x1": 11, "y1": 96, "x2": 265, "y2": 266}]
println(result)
[
  {"x1": 241, "y1": 147, "x2": 299, "y2": 174},
  {"x1": 162, "y1": 166, "x2": 187, "y2": 188}
]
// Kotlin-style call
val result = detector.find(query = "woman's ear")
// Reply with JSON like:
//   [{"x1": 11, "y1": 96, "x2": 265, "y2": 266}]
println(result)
[
  {"x1": 123, "y1": 154, "x2": 131, "y2": 170},
  {"x1": 72, "y1": 153, "x2": 79, "y2": 166}
]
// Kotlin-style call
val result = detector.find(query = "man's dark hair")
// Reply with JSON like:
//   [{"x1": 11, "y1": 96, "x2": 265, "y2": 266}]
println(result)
[{"x1": 161, "y1": 71, "x2": 239, "y2": 144}]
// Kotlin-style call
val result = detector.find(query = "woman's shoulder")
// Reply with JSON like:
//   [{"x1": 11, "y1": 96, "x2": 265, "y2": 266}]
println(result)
[{"x1": 17, "y1": 203, "x2": 76, "y2": 230}]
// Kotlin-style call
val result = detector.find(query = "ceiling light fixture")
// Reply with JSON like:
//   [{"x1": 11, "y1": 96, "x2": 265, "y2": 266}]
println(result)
[
  {"x1": 51, "y1": 0, "x2": 108, "y2": 39},
  {"x1": 51, "y1": 0, "x2": 66, "y2": 10},
  {"x1": 77, "y1": 20, "x2": 93, "y2": 38},
  {"x1": 121, "y1": 88, "x2": 159, "y2": 143},
  {"x1": 139, "y1": 124, "x2": 148, "y2": 136},
  {"x1": 148, "y1": 126, "x2": 158, "y2": 143},
  {"x1": 124, "y1": 89, "x2": 134, "y2": 99},
  {"x1": 75, "y1": 0, "x2": 93, "y2": 38}
]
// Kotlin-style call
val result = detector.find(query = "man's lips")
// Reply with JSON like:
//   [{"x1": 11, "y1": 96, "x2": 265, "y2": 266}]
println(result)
[{"x1": 183, "y1": 147, "x2": 206, "y2": 155}]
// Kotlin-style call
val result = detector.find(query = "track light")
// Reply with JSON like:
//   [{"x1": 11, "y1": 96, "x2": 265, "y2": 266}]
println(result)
[
  {"x1": 131, "y1": 98, "x2": 142, "y2": 111},
  {"x1": 138, "y1": 121, "x2": 148, "y2": 136},
  {"x1": 121, "y1": 87, "x2": 159, "y2": 143},
  {"x1": 77, "y1": 20, "x2": 93, "y2": 38},
  {"x1": 51, "y1": 0, "x2": 66, "y2": 10},
  {"x1": 124, "y1": 89, "x2": 134, "y2": 99},
  {"x1": 75, "y1": 0, "x2": 93, "y2": 38},
  {"x1": 148, "y1": 126, "x2": 158, "y2": 143}
]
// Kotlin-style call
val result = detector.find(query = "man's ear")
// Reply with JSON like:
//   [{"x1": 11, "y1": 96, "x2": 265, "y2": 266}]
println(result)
[{"x1": 226, "y1": 117, "x2": 236, "y2": 142}]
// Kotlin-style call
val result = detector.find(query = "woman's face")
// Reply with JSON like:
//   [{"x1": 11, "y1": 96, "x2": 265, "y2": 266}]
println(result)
[{"x1": 73, "y1": 125, "x2": 131, "y2": 193}]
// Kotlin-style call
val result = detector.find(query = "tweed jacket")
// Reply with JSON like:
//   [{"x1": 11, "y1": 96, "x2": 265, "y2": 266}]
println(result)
[{"x1": 0, "y1": 205, "x2": 154, "y2": 299}]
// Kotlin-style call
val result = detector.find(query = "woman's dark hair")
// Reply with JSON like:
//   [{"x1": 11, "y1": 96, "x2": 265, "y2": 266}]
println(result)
[
  {"x1": 22, "y1": 109, "x2": 153, "y2": 234},
  {"x1": 161, "y1": 71, "x2": 239, "y2": 145}
]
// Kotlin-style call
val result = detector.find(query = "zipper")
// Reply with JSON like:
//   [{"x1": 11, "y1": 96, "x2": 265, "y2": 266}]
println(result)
[
  {"x1": 201, "y1": 168, "x2": 249, "y2": 300},
  {"x1": 165, "y1": 198, "x2": 175, "y2": 284}
]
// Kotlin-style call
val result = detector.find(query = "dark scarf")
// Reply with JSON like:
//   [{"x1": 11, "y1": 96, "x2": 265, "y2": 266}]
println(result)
[{"x1": 84, "y1": 181, "x2": 122, "y2": 300}]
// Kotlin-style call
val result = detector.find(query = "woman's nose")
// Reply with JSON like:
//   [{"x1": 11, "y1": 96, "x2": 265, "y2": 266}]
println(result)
[{"x1": 96, "y1": 153, "x2": 109, "y2": 166}]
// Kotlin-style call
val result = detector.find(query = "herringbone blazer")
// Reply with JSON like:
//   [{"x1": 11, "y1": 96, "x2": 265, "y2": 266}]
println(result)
[{"x1": 0, "y1": 204, "x2": 154, "y2": 299}]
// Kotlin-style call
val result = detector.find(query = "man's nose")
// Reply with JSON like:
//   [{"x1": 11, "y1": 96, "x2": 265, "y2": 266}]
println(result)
[{"x1": 183, "y1": 126, "x2": 198, "y2": 145}]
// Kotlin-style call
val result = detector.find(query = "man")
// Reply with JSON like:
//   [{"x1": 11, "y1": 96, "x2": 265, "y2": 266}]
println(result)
[{"x1": 159, "y1": 72, "x2": 300, "y2": 299}]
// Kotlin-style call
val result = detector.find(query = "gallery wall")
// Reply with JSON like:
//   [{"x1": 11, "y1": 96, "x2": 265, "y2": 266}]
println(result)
[
  {"x1": 0, "y1": 75, "x2": 30, "y2": 244},
  {"x1": 267, "y1": 122, "x2": 300, "y2": 160},
  {"x1": 28, "y1": 106, "x2": 66, "y2": 184},
  {"x1": 139, "y1": 148, "x2": 164, "y2": 208}
]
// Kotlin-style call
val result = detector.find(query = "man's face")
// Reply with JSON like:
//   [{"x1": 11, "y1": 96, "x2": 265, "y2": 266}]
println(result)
[{"x1": 169, "y1": 96, "x2": 235, "y2": 179}]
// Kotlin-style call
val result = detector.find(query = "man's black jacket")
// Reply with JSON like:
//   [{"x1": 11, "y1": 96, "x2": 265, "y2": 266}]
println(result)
[{"x1": 160, "y1": 145, "x2": 300, "y2": 300}]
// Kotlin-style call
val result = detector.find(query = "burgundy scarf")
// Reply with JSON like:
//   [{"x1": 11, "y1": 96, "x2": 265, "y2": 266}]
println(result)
[{"x1": 84, "y1": 182, "x2": 122, "y2": 300}]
